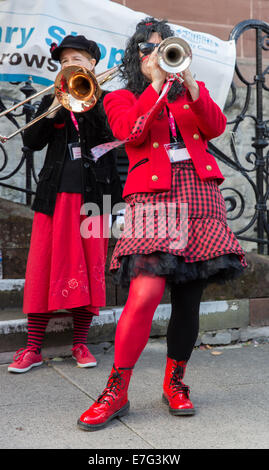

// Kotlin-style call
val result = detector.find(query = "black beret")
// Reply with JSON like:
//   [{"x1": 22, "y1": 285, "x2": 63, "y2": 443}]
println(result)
[{"x1": 50, "y1": 35, "x2": 101, "y2": 64}]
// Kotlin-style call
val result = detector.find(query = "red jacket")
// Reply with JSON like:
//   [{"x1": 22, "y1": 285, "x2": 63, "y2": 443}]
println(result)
[{"x1": 103, "y1": 81, "x2": 226, "y2": 199}]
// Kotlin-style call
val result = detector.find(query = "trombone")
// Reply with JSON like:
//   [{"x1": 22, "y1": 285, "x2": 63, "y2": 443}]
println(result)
[{"x1": 0, "y1": 64, "x2": 119, "y2": 143}]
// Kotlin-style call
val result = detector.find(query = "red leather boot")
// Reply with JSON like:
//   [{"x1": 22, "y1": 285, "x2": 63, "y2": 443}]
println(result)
[
  {"x1": 162, "y1": 357, "x2": 195, "y2": 416},
  {"x1": 77, "y1": 364, "x2": 133, "y2": 431}
]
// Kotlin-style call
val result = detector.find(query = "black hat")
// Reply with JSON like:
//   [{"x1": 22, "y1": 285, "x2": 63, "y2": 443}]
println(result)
[{"x1": 50, "y1": 35, "x2": 101, "y2": 64}]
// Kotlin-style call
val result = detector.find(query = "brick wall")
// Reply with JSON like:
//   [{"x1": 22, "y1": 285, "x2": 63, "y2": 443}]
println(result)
[{"x1": 113, "y1": 0, "x2": 269, "y2": 65}]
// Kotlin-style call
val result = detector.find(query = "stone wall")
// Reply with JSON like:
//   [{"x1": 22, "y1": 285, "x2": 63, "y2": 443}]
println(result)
[{"x1": 0, "y1": 197, "x2": 33, "y2": 279}]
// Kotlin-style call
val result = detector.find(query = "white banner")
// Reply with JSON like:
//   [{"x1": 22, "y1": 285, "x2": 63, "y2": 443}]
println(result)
[{"x1": 0, "y1": 0, "x2": 235, "y2": 109}]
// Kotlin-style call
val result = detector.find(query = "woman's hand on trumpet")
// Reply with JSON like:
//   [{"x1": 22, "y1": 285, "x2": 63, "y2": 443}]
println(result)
[{"x1": 179, "y1": 68, "x2": 199, "y2": 101}]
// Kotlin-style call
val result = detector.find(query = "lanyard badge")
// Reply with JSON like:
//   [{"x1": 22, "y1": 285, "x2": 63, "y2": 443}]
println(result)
[
  {"x1": 164, "y1": 110, "x2": 190, "y2": 163},
  {"x1": 68, "y1": 142, "x2": 81, "y2": 160}
]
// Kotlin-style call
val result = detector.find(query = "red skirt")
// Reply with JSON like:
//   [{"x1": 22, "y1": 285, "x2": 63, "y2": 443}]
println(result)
[
  {"x1": 110, "y1": 161, "x2": 247, "y2": 277},
  {"x1": 23, "y1": 193, "x2": 109, "y2": 315}
]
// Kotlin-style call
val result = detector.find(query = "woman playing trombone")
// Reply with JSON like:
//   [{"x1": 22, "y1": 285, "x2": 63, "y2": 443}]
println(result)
[{"x1": 8, "y1": 35, "x2": 122, "y2": 373}]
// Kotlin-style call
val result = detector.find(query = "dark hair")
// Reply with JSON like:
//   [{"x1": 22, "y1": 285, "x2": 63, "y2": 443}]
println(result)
[{"x1": 119, "y1": 17, "x2": 185, "y2": 102}]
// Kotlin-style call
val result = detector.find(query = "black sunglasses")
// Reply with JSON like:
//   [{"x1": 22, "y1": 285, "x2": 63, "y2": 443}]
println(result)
[{"x1": 138, "y1": 42, "x2": 160, "y2": 56}]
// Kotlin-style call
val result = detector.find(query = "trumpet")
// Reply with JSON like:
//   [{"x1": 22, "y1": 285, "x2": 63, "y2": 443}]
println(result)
[
  {"x1": 157, "y1": 36, "x2": 192, "y2": 75},
  {"x1": 0, "y1": 65, "x2": 119, "y2": 143}
]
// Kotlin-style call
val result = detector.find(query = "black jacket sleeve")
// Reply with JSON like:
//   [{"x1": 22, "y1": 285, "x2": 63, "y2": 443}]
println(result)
[{"x1": 23, "y1": 94, "x2": 61, "y2": 150}]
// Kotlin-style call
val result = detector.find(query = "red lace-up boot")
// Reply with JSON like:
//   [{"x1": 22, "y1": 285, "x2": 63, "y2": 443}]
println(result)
[
  {"x1": 77, "y1": 364, "x2": 133, "y2": 431},
  {"x1": 162, "y1": 357, "x2": 195, "y2": 415}
]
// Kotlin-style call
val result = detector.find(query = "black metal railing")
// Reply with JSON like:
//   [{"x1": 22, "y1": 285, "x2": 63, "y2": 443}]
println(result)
[
  {"x1": 209, "y1": 19, "x2": 269, "y2": 254},
  {"x1": 0, "y1": 80, "x2": 39, "y2": 205},
  {"x1": 0, "y1": 19, "x2": 269, "y2": 253}
]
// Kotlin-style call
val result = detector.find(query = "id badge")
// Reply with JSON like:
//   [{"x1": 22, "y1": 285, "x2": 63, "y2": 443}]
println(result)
[
  {"x1": 164, "y1": 142, "x2": 190, "y2": 163},
  {"x1": 68, "y1": 142, "x2": 82, "y2": 161}
]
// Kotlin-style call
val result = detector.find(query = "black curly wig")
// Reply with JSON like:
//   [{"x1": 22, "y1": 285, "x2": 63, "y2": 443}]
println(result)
[{"x1": 119, "y1": 17, "x2": 185, "y2": 102}]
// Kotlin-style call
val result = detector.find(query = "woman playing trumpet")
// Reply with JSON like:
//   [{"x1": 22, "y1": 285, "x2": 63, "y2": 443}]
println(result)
[{"x1": 77, "y1": 17, "x2": 247, "y2": 431}]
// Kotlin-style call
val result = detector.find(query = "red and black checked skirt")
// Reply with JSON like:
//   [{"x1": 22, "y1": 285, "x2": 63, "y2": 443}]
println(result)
[{"x1": 110, "y1": 160, "x2": 247, "y2": 286}]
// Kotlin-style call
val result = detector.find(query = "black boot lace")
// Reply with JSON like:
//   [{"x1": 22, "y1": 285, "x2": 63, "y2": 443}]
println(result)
[
  {"x1": 170, "y1": 363, "x2": 190, "y2": 398},
  {"x1": 96, "y1": 367, "x2": 127, "y2": 406}
]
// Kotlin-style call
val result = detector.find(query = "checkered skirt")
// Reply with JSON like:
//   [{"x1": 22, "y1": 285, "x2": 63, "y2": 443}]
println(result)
[{"x1": 110, "y1": 161, "x2": 247, "y2": 285}]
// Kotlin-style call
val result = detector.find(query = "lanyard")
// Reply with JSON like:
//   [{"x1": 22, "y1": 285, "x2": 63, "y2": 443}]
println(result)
[
  {"x1": 167, "y1": 110, "x2": 177, "y2": 142},
  {"x1": 70, "y1": 111, "x2": 80, "y2": 139}
]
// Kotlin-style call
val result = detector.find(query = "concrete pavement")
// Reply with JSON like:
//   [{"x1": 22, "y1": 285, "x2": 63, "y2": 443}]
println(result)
[{"x1": 1, "y1": 338, "x2": 269, "y2": 450}]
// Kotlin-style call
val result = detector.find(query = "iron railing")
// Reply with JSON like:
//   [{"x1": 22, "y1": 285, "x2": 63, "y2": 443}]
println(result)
[
  {"x1": 0, "y1": 80, "x2": 39, "y2": 205},
  {"x1": 208, "y1": 19, "x2": 269, "y2": 254}
]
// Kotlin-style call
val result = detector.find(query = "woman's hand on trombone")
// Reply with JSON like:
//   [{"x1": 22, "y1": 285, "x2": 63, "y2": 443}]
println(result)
[{"x1": 46, "y1": 95, "x2": 60, "y2": 119}]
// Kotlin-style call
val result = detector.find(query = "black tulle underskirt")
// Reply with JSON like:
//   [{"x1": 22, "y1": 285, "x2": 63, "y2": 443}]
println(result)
[{"x1": 112, "y1": 252, "x2": 245, "y2": 288}]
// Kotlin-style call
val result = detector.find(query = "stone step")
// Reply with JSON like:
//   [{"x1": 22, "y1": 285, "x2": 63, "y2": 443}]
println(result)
[{"x1": 0, "y1": 299, "x2": 255, "y2": 357}]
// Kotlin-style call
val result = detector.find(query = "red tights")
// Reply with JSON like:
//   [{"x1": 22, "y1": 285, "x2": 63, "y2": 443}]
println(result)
[{"x1": 114, "y1": 274, "x2": 166, "y2": 368}]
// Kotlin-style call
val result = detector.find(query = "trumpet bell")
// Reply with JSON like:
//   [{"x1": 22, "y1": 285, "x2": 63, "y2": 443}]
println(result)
[
  {"x1": 54, "y1": 65, "x2": 101, "y2": 113},
  {"x1": 157, "y1": 37, "x2": 192, "y2": 74}
]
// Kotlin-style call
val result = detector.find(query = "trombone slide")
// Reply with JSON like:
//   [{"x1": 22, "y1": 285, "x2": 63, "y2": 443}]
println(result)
[
  {"x1": 0, "y1": 103, "x2": 62, "y2": 143},
  {"x1": 0, "y1": 64, "x2": 120, "y2": 143}
]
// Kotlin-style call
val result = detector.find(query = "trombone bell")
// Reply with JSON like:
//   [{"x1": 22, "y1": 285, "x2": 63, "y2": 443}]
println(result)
[
  {"x1": 55, "y1": 64, "x2": 119, "y2": 113},
  {"x1": 0, "y1": 64, "x2": 119, "y2": 142},
  {"x1": 157, "y1": 37, "x2": 192, "y2": 74},
  {"x1": 55, "y1": 65, "x2": 101, "y2": 112}
]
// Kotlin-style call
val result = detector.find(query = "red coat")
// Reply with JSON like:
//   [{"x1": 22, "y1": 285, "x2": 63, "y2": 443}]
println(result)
[{"x1": 103, "y1": 81, "x2": 226, "y2": 199}]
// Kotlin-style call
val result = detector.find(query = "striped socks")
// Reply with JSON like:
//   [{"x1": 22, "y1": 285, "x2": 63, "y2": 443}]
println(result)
[
  {"x1": 68, "y1": 308, "x2": 94, "y2": 346},
  {"x1": 26, "y1": 309, "x2": 94, "y2": 352},
  {"x1": 26, "y1": 313, "x2": 51, "y2": 352}
]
